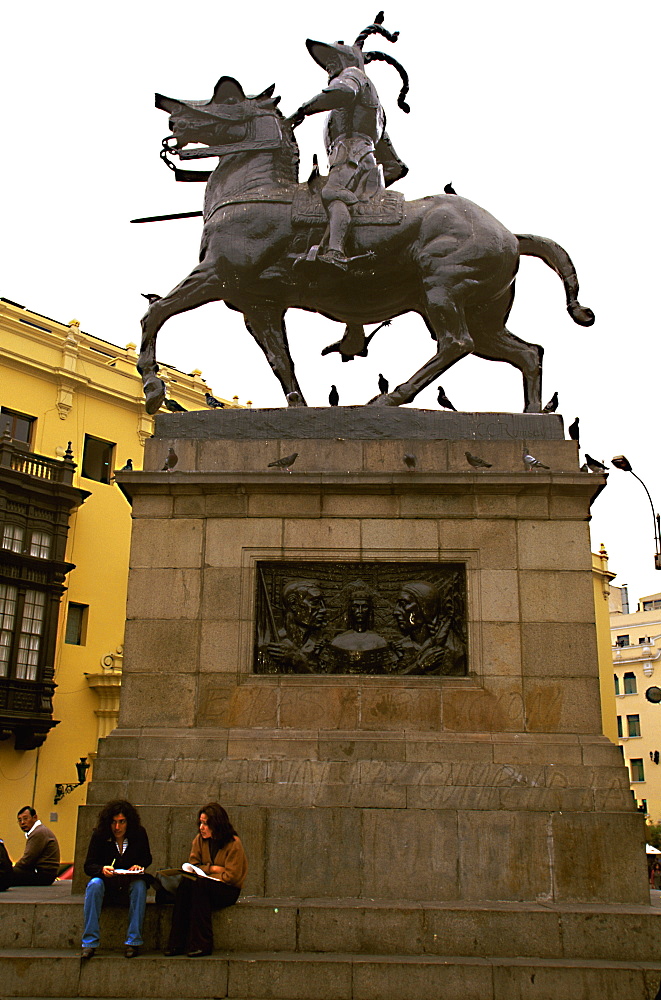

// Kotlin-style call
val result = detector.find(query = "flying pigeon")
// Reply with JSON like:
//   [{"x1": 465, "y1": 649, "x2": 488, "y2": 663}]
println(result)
[
  {"x1": 403, "y1": 454, "x2": 416, "y2": 470},
  {"x1": 205, "y1": 392, "x2": 224, "y2": 408},
  {"x1": 585, "y1": 454, "x2": 609, "y2": 473},
  {"x1": 444, "y1": 182, "x2": 457, "y2": 195},
  {"x1": 465, "y1": 451, "x2": 492, "y2": 469},
  {"x1": 568, "y1": 417, "x2": 580, "y2": 444},
  {"x1": 437, "y1": 386, "x2": 457, "y2": 411},
  {"x1": 329, "y1": 385, "x2": 339, "y2": 406},
  {"x1": 162, "y1": 447, "x2": 178, "y2": 472},
  {"x1": 542, "y1": 392, "x2": 559, "y2": 413},
  {"x1": 163, "y1": 398, "x2": 187, "y2": 412},
  {"x1": 119, "y1": 459, "x2": 133, "y2": 472},
  {"x1": 141, "y1": 293, "x2": 161, "y2": 305},
  {"x1": 378, "y1": 373, "x2": 389, "y2": 394},
  {"x1": 268, "y1": 452, "x2": 299, "y2": 473},
  {"x1": 523, "y1": 450, "x2": 550, "y2": 471}
]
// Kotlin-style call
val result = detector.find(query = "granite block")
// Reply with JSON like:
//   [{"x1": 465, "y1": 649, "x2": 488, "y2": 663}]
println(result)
[
  {"x1": 228, "y1": 955, "x2": 352, "y2": 1000},
  {"x1": 519, "y1": 570, "x2": 595, "y2": 623},
  {"x1": 524, "y1": 677, "x2": 602, "y2": 733},
  {"x1": 552, "y1": 810, "x2": 649, "y2": 903},
  {"x1": 123, "y1": 619, "x2": 200, "y2": 674},
  {"x1": 458, "y1": 810, "x2": 551, "y2": 900},
  {"x1": 126, "y1": 568, "x2": 201, "y2": 619},
  {"x1": 119, "y1": 673, "x2": 196, "y2": 727},
  {"x1": 279, "y1": 685, "x2": 359, "y2": 730},
  {"x1": 517, "y1": 519, "x2": 592, "y2": 570},
  {"x1": 361, "y1": 809, "x2": 459, "y2": 899},
  {"x1": 352, "y1": 956, "x2": 493, "y2": 1000},
  {"x1": 266, "y1": 809, "x2": 361, "y2": 897},
  {"x1": 297, "y1": 905, "x2": 424, "y2": 955},
  {"x1": 521, "y1": 622, "x2": 598, "y2": 677},
  {"x1": 282, "y1": 516, "x2": 361, "y2": 551},
  {"x1": 442, "y1": 679, "x2": 525, "y2": 733},
  {"x1": 360, "y1": 686, "x2": 441, "y2": 731}
]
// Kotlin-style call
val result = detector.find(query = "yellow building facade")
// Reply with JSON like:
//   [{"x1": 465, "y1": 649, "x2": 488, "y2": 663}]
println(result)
[
  {"x1": 609, "y1": 587, "x2": 661, "y2": 822},
  {"x1": 0, "y1": 297, "x2": 240, "y2": 863},
  {"x1": 592, "y1": 545, "x2": 618, "y2": 744}
]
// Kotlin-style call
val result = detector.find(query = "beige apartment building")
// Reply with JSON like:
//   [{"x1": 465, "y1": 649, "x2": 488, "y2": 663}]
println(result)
[{"x1": 610, "y1": 586, "x2": 661, "y2": 822}]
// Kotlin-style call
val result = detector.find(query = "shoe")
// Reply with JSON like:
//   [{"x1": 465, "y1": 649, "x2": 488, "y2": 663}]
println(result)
[
  {"x1": 124, "y1": 946, "x2": 140, "y2": 958},
  {"x1": 317, "y1": 249, "x2": 350, "y2": 271},
  {"x1": 187, "y1": 949, "x2": 211, "y2": 957},
  {"x1": 164, "y1": 948, "x2": 182, "y2": 957},
  {"x1": 81, "y1": 947, "x2": 95, "y2": 960}
]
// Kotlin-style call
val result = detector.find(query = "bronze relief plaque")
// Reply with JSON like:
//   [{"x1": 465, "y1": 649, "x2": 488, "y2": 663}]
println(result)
[{"x1": 254, "y1": 561, "x2": 467, "y2": 676}]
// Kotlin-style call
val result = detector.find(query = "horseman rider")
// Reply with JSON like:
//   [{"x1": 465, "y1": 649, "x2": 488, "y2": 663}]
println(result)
[{"x1": 291, "y1": 16, "x2": 409, "y2": 274}]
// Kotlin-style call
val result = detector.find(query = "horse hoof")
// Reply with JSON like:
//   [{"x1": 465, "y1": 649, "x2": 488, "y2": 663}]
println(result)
[
  {"x1": 144, "y1": 376, "x2": 166, "y2": 414},
  {"x1": 367, "y1": 392, "x2": 401, "y2": 407}
]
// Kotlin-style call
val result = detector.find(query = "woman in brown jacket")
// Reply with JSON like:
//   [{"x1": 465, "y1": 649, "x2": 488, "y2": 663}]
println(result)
[{"x1": 165, "y1": 802, "x2": 247, "y2": 957}]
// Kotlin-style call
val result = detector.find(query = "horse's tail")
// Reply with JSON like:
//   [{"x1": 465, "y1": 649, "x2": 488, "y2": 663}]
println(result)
[{"x1": 516, "y1": 234, "x2": 595, "y2": 327}]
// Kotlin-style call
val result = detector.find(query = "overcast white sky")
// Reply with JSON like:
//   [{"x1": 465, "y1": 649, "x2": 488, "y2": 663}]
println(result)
[{"x1": 2, "y1": 0, "x2": 659, "y2": 601}]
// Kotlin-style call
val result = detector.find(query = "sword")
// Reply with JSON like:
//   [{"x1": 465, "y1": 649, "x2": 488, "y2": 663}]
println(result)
[{"x1": 130, "y1": 211, "x2": 204, "y2": 224}]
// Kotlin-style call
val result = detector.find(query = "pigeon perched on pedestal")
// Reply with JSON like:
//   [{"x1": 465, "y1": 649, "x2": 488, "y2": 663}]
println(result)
[
  {"x1": 162, "y1": 448, "x2": 178, "y2": 472},
  {"x1": 523, "y1": 450, "x2": 549, "y2": 471},
  {"x1": 465, "y1": 451, "x2": 492, "y2": 469},
  {"x1": 329, "y1": 385, "x2": 339, "y2": 406},
  {"x1": 568, "y1": 417, "x2": 580, "y2": 444},
  {"x1": 437, "y1": 386, "x2": 457, "y2": 411},
  {"x1": 163, "y1": 398, "x2": 186, "y2": 412},
  {"x1": 542, "y1": 391, "x2": 559, "y2": 413},
  {"x1": 205, "y1": 392, "x2": 224, "y2": 408},
  {"x1": 268, "y1": 452, "x2": 299, "y2": 473},
  {"x1": 378, "y1": 373, "x2": 389, "y2": 395},
  {"x1": 585, "y1": 454, "x2": 608, "y2": 473}
]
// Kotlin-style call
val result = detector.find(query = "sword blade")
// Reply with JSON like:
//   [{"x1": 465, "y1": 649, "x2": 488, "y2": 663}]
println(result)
[{"x1": 130, "y1": 211, "x2": 203, "y2": 224}]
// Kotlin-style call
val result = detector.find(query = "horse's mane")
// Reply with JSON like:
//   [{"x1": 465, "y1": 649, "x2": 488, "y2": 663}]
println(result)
[{"x1": 259, "y1": 99, "x2": 300, "y2": 184}]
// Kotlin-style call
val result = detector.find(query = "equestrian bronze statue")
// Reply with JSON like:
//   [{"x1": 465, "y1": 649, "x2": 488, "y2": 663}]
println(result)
[{"x1": 137, "y1": 13, "x2": 594, "y2": 414}]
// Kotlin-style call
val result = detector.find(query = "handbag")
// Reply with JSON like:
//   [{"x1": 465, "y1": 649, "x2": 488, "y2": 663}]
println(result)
[{"x1": 153, "y1": 868, "x2": 184, "y2": 904}]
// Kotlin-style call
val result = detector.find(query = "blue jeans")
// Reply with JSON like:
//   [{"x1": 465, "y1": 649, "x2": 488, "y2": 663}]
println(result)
[{"x1": 82, "y1": 877, "x2": 147, "y2": 947}]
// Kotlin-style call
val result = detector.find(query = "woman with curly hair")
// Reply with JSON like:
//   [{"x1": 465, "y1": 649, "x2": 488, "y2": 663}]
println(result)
[
  {"x1": 81, "y1": 800, "x2": 152, "y2": 959},
  {"x1": 165, "y1": 802, "x2": 247, "y2": 957}
]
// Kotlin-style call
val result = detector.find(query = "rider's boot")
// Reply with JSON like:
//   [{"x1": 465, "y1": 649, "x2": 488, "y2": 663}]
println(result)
[{"x1": 318, "y1": 201, "x2": 352, "y2": 269}]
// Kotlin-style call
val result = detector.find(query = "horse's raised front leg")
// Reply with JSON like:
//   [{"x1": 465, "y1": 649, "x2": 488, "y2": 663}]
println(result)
[
  {"x1": 243, "y1": 305, "x2": 307, "y2": 405},
  {"x1": 138, "y1": 262, "x2": 223, "y2": 413},
  {"x1": 473, "y1": 327, "x2": 544, "y2": 413}
]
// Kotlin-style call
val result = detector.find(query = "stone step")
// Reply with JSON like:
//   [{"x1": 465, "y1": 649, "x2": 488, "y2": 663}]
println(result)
[
  {"x1": 1, "y1": 949, "x2": 660, "y2": 1000},
  {"x1": 4, "y1": 890, "x2": 661, "y2": 962}
]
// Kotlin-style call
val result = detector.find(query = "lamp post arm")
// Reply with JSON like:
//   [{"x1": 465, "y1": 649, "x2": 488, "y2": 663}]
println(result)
[{"x1": 630, "y1": 470, "x2": 661, "y2": 555}]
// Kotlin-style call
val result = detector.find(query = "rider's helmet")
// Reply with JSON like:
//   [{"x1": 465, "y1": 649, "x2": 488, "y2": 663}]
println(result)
[
  {"x1": 305, "y1": 39, "x2": 365, "y2": 77},
  {"x1": 305, "y1": 14, "x2": 410, "y2": 113}
]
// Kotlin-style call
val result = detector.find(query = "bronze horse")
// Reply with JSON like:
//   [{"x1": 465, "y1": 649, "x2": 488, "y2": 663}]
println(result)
[{"x1": 138, "y1": 77, "x2": 594, "y2": 413}]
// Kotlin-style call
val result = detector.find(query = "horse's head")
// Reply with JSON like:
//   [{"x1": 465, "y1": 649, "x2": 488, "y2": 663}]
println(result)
[{"x1": 156, "y1": 76, "x2": 288, "y2": 151}]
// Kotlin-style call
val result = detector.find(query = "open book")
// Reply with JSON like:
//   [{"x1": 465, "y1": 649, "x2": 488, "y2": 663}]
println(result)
[{"x1": 182, "y1": 862, "x2": 221, "y2": 881}]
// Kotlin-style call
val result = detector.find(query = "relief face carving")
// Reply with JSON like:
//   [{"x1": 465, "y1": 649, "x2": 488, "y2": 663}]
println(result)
[{"x1": 255, "y1": 562, "x2": 467, "y2": 676}]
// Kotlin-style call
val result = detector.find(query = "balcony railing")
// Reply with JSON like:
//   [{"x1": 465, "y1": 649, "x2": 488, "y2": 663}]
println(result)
[{"x1": 0, "y1": 435, "x2": 76, "y2": 485}]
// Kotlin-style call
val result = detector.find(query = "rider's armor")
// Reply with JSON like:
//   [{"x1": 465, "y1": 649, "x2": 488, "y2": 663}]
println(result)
[{"x1": 295, "y1": 38, "x2": 407, "y2": 268}]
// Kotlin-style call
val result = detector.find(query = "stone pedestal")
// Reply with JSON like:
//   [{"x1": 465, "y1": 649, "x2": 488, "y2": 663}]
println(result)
[
  {"x1": 80, "y1": 409, "x2": 646, "y2": 899},
  {"x1": 67, "y1": 408, "x2": 658, "y2": 997}
]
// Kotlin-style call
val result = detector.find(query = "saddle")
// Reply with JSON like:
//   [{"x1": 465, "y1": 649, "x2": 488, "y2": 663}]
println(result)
[{"x1": 292, "y1": 186, "x2": 404, "y2": 226}]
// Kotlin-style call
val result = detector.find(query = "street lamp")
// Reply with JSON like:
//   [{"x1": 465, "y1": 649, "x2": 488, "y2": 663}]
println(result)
[{"x1": 612, "y1": 456, "x2": 661, "y2": 570}]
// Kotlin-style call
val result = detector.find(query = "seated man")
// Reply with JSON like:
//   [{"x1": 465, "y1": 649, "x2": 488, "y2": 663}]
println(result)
[{"x1": 0, "y1": 806, "x2": 60, "y2": 890}]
